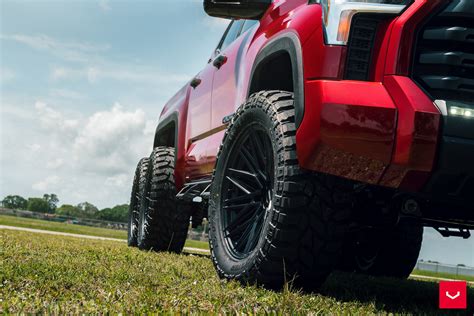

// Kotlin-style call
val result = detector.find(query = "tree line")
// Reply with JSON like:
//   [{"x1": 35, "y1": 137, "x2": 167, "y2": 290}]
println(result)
[{"x1": 1, "y1": 194, "x2": 129, "y2": 223}]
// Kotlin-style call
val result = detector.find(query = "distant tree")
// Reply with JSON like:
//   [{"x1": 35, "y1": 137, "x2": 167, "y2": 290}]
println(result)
[
  {"x1": 77, "y1": 202, "x2": 99, "y2": 217},
  {"x1": 56, "y1": 204, "x2": 81, "y2": 217},
  {"x1": 27, "y1": 198, "x2": 50, "y2": 213},
  {"x1": 1, "y1": 195, "x2": 28, "y2": 210},
  {"x1": 98, "y1": 204, "x2": 128, "y2": 222},
  {"x1": 43, "y1": 194, "x2": 59, "y2": 213}
]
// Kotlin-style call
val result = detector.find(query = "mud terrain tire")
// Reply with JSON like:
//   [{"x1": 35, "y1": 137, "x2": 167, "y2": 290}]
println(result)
[
  {"x1": 209, "y1": 90, "x2": 355, "y2": 290},
  {"x1": 128, "y1": 157, "x2": 149, "y2": 247},
  {"x1": 138, "y1": 146, "x2": 190, "y2": 252}
]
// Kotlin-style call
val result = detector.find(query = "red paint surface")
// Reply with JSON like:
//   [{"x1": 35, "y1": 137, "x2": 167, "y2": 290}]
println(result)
[
  {"x1": 379, "y1": 76, "x2": 440, "y2": 190},
  {"x1": 384, "y1": 0, "x2": 446, "y2": 76},
  {"x1": 297, "y1": 80, "x2": 396, "y2": 184},
  {"x1": 155, "y1": 0, "x2": 444, "y2": 191}
]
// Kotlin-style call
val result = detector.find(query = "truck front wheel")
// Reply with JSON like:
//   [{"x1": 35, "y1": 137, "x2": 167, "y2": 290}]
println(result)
[{"x1": 208, "y1": 91, "x2": 354, "y2": 289}]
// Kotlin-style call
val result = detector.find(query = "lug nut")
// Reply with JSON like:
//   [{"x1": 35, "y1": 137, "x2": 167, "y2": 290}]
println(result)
[{"x1": 403, "y1": 199, "x2": 420, "y2": 215}]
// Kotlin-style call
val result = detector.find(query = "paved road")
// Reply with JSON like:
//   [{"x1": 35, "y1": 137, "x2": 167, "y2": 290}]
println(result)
[{"x1": 0, "y1": 224, "x2": 210, "y2": 254}]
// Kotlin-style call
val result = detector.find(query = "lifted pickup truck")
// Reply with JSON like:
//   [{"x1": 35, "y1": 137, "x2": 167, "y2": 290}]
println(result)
[{"x1": 128, "y1": 0, "x2": 473, "y2": 289}]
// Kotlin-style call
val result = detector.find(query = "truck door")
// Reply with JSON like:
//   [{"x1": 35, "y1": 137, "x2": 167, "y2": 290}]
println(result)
[
  {"x1": 185, "y1": 61, "x2": 215, "y2": 180},
  {"x1": 208, "y1": 20, "x2": 258, "y2": 162}
]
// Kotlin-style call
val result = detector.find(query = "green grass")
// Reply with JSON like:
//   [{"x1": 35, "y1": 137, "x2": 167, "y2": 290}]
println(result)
[
  {"x1": 0, "y1": 214, "x2": 127, "y2": 239},
  {"x1": 1, "y1": 229, "x2": 473, "y2": 314},
  {"x1": 183, "y1": 239, "x2": 209, "y2": 250},
  {"x1": 412, "y1": 269, "x2": 474, "y2": 282},
  {"x1": 0, "y1": 214, "x2": 209, "y2": 250}
]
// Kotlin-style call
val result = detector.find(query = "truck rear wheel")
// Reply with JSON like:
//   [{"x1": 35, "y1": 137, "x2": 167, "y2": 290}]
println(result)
[
  {"x1": 208, "y1": 91, "x2": 354, "y2": 290},
  {"x1": 341, "y1": 218, "x2": 423, "y2": 278},
  {"x1": 137, "y1": 146, "x2": 191, "y2": 252},
  {"x1": 128, "y1": 157, "x2": 149, "y2": 247}
]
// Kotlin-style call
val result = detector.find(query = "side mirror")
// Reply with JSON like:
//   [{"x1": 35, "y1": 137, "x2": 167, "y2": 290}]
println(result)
[{"x1": 204, "y1": 0, "x2": 272, "y2": 20}]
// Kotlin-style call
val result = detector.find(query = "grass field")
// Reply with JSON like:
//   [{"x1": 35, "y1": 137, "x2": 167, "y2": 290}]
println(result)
[
  {"x1": 0, "y1": 214, "x2": 209, "y2": 250},
  {"x1": 1, "y1": 229, "x2": 473, "y2": 314}
]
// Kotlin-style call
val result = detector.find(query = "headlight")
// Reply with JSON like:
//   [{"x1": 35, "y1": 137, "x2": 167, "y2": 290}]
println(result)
[
  {"x1": 317, "y1": 0, "x2": 410, "y2": 45},
  {"x1": 450, "y1": 106, "x2": 474, "y2": 119}
]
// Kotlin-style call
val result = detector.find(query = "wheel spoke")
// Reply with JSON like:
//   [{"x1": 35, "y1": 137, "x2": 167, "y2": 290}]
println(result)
[
  {"x1": 248, "y1": 132, "x2": 267, "y2": 171},
  {"x1": 228, "y1": 168, "x2": 263, "y2": 189},
  {"x1": 224, "y1": 191, "x2": 261, "y2": 205},
  {"x1": 221, "y1": 125, "x2": 274, "y2": 257},
  {"x1": 243, "y1": 215, "x2": 260, "y2": 253},
  {"x1": 235, "y1": 208, "x2": 263, "y2": 252},
  {"x1": 239, "y1": 144, "x2": 260, "y2": 175},
  {"x1": 230, "y1": 210, "x2": 259, "y2": 244},
  {"x1": 223, "y1": 201, "x2": 260, "y2": 210},
  {"x1": 224, "y1": 202, "x2": 260, "y2": 236},
  {"x1": 225, "y1": 175, "x2": 252, "y2": 195}
]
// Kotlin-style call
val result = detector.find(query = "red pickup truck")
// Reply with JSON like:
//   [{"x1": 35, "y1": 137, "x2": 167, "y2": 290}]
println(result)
[{"x1": 128, "y1": 0, "x2": 473, "y2": 289}]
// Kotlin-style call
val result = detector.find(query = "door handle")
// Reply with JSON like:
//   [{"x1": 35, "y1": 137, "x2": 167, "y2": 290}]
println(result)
[
  {"x1": 190, "y1": 77, "x2": 202, "y2": 88},
  {"x1": 213, "y1": 55, "x2": 228, "y2": 69}
]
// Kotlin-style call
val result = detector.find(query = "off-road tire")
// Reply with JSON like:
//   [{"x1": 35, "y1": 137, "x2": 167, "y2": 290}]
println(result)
[
  {"x1": 137, "y1": 146, "x2": 191, "y2": 252},
  {"x1": 128, "y1": 157, "x2": 149, "y2": 247},
  {"x1": 209, "y1": 90, "x2": 355, "y2": 290},
  {"x1": 341, "y1": 218, "x2": 423, "y2": 278}
]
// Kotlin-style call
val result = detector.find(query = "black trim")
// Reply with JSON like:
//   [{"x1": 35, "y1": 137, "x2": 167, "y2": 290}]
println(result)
[
  {"x1": 411, "y1": 0, "x2": 474, "y2": 104},
  {"x1": 248, "y1": 33, "x2": 305, "y2": 127},
  {"x1": 344, "y1": 14, "x2": 393, "y2": 81},
  {"x1": 204, "y1": 0, "x2": 272, "y2": 20},
  {"x1": 154, "y1": 112, "x2": 179, "y2": 159},
  {"x1": 424, "y1": 136, "x2": 474, "y2": 205}
]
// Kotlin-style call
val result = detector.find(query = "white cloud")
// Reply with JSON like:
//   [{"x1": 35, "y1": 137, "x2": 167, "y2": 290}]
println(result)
[
  {"x1": 202, "y1": 16, "x2": 230, "y2": 31},
  {"x1": 32, "y1": 175, "x2": 60, "y2": 191},
  {"x1": 98, "y1": 0, "x2": 111, "y2": 11},
  {"x1": 49, "y1": 88, "x2": 84, "y2": 100},
  {"x1": 35, "y1": 101, "x2": 79, "y2": 138},
  {"x1": 105, "y1": 174, "x2": 128, "y2": 188},
  {"x1": 0, "y1": 67, "x2": 16, "y2": 84},
  {"x1": 3, "y1": 33, "x2": 190, "y2": 87},
  {"x1": 32, "y1": 101, "x2": 149, "y2": 176},
  {"x1": 51, "y1": 64, "x2": 190, "y2": 85},
  {"x1": 27, "y1": 144, "x2": 41, "y2": 152},
  {"x1": 1, "y1": 100, "x2": 154, "y2": 208},
  {"x1": 46, "y1": 158, "x2": 64, "y2": 169},
  {"x1": 72, "y1": 103, "x2": 148, "y2": 174},
  {"x1": 1, "y1": 34, "x2": 109, "y2": 62}
]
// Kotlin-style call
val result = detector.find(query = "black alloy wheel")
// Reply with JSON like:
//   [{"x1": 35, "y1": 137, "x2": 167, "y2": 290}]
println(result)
[{"x1": 221, "y1": 123, "x2": 274, "y2": 258}]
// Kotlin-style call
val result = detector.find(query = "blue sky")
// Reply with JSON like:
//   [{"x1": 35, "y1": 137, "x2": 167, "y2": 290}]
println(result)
[
  {"x1": 1, "y1": 0, "x2": 229, "y2": 209},
  {"x1": 0, "y1": 0, "x2": 472, "y2": 266}
]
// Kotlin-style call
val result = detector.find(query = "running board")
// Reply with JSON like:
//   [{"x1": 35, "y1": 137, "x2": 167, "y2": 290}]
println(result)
[{"x1": 176, "y1": 179, "x2": 212, "y2": 202}]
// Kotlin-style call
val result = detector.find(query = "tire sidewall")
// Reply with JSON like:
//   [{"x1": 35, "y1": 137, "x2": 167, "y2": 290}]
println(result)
[
  {"x1": 128, "y1": 158, "x2": 146, "y2": 246},
  {"x1": 137, "y1": 156, "x2": 153, "y2": 248}
]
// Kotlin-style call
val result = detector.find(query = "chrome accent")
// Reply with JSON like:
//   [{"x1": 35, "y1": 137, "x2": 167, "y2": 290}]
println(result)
[{"x1": 434, "y1": 99, "x2": 448, "y2": 116}]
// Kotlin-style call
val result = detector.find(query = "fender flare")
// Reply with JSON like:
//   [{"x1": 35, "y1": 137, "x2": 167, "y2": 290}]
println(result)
[
  {"x1": 248, "y1": 32, "x2": 305, "y2": 127},
  {"x1": 153, "y1": 111, "x2": 179, "y2": 158}
]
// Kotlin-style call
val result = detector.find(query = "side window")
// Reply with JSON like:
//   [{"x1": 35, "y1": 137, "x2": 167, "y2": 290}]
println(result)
[
  {"x1": 218, "y1": 20, "x2": 244, "y2": 52},
  {"x1": 240, "y1": 20, "x2": 258, "y2": 35}
]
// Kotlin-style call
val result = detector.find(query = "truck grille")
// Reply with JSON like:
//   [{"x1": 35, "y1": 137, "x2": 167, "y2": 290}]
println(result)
[{"x1": 412, "y1": 0, "x2": 474, "y2": 104}]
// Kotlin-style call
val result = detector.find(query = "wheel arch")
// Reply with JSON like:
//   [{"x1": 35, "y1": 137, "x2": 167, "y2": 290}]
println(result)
[
  {"x1": 153, "y1": 112, "x2": 179, "y2": 151},
  {"x1": 248, "y1": 32, "x2": 305, "y2": 127}
]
